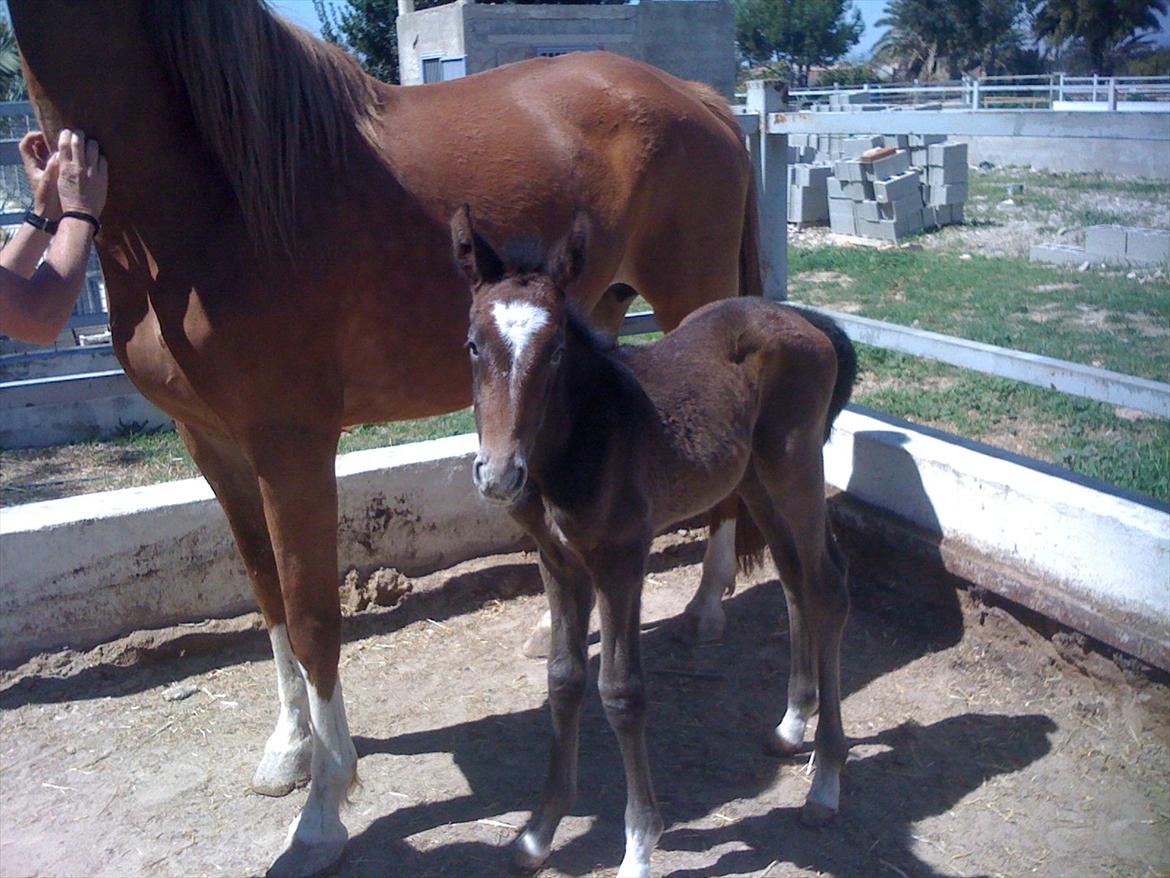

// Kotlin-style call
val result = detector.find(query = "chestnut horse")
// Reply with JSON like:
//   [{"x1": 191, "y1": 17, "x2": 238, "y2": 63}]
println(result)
[
  {"x1": 10, "y1": 1, "x2": 761, "y2": 874},
  {"x1": 453, "y1": 207, "x2": 856, "y2": 877}
]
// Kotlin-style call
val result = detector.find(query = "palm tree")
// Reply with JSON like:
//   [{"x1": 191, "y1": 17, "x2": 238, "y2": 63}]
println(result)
[
  {"x1": 0, "y1": 19, "x2": 28, "y2": 101},
  {"x1": 1032, "y1": 0, "x2": 1170, "y2": 75}
]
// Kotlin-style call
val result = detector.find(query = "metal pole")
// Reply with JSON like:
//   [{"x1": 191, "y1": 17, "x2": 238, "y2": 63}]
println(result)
[
  {"x1": 746, "y1": 79, "x2": 788, "y2": 301},
  {"x1": 972, "y1": 77, "x2": 981, "y2": 110},
  {"x1": 1058, "y1": 72, "x2": 1065, "y2": 102},
  {"x1": 1107, "y1": 76, "x2": 1118, "y2": 111}
]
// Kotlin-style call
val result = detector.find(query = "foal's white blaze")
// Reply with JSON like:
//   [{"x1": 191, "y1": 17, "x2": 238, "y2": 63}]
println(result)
[
  {"x1": 253, "y1": 624, "x2": 313, "y2": 793},
  {"x1": 282, "y1": 676, "x2": 357, "y2": 865},
  {"x1": 492, "y1": 300, "x2": 549, "y2": 365}
]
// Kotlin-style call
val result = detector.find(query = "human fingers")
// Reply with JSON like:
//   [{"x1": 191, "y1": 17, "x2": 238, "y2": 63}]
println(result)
[
  {"x1": 57, "y1": 128, "x2": 73, "y2": 164},
  {"x1": 18, "y1": 132, "x2": 46, "y2": 165},
  {"x1": 85, "y1": 137, "x2": 99, "y2": 170}
]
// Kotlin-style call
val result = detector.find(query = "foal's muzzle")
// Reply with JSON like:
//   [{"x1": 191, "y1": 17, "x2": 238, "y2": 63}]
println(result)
[{"x1": 473, "y1": 452, "x2": 527, "y2": 504}]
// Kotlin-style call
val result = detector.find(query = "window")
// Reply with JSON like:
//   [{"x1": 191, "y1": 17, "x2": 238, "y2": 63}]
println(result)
[{"x1": 422, "y1": 56, "x2": 466, "y2": 84}]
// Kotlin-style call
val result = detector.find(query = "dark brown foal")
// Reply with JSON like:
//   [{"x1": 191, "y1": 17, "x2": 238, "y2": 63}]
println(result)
[{"x1": 451, "y1": 207, "x2": 857, "y2": 876}]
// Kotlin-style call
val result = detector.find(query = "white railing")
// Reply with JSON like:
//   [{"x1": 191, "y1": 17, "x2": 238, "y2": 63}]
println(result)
[{"x1": 790, "y1": 73, "x2": 1170, "y2": 112}]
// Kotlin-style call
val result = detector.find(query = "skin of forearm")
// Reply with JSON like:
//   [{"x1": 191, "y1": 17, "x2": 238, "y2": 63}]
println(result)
[
  {"x1": 1, "y1": 219, "x2": 95, "y2": 344},
  {"x1": 0, "y1": 221, "x2": 55, "y2": 279}
]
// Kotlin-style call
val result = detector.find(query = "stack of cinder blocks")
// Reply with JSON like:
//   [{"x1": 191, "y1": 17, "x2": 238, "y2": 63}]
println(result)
[
  {"x1": 819, "y1": 135, "x2": 968, "y2": 242},
  {"x1": 922, "y1": 142, "x2": 968, "y2": 227},
  {"x1": 1030, "y1": 225, "x2": 1170, "y2": 267},
  {"x1": 787, "y1": 162, "x2": 833, "y2": 224}
]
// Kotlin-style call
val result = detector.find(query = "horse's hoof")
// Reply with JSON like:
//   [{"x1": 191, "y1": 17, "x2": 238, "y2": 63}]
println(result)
[
  {"x1": 764, "y1": 728, "x2": 803, "y2": 758},
  {"x1": 266, "y1": 833, "x2": 347, "y2": 878},
  {"x1": 799, "y1": 801, "x2": 837, "y2": 827},
  {"x1": 511, "y1": 831, "x2": 549, "y2": 873},
  {"x1": 678, "y1": 606, "x2": 725, "y2": 646},
  {"x1": 252, "y1": 741, "x2": 313, "y2": 797},
  {"x1": 521, "y1": 625, "x2": 552, "y2": 660}
]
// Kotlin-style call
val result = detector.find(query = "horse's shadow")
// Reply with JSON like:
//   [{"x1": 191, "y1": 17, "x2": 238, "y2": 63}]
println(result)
[{"x1": 333, "y1": 575, "x2": 1055, "y2": 877}]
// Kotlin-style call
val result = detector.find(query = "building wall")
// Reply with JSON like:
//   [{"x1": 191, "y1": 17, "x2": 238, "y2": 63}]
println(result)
[{"x1": 398, "y1": 0, "x2": 736, "y2": 98}]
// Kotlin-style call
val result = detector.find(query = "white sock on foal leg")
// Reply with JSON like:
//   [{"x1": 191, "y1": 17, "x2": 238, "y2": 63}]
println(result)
[
  {"x1": 616, "y1": 825, "x2": 660, "y2": 878},
  {"x1": 252, "y1": 624, "x2": 313, "y2": 796}
]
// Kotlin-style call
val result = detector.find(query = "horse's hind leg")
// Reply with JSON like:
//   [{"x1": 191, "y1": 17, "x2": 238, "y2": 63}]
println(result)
[
  {"x1": 515, "y1": 552, "x2": 593, "y2": 871},
  {"x1": 681, "y1": 497, "x2": 738, "y2": 643},
  {"x1": 739, "y1": 453, "x2": 849, "y2": 825},
  {"x1": 178, "y1": 424, "x2": 312, "y2": 797},
  {"x1": 250, "y1": 429, "x2": 357, "y2": 878}
]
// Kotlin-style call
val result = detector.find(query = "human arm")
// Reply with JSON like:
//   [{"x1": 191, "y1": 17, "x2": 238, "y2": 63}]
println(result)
[
  {"x1": 0, "y1": 129, "x2": 108, "y2": 345},
  {"x1": 0, "y1": 132, "x2": 61, "y2": 279}
]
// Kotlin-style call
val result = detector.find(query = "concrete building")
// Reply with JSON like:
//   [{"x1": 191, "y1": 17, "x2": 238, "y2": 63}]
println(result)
[{"x1": 396, "y1": 0, "x2": 736, "y2": 98}]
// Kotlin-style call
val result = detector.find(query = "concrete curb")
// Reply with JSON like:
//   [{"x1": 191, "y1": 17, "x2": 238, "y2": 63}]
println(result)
[
  {"x1": 2, "y1": 416, "x2": 1167, "y2": 669},
  {"x1": 825, "y1": 408, "x2": 1170, "y2": 668},
  {"x1": 0, "y1": 434, "x2": 527, "y2": 666}
]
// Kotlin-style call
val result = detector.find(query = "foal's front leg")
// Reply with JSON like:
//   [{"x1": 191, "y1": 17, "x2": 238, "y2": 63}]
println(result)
[
  {"x1": 594, "y1": 543, "x2": 662, "y2": 878},
  {"x1": 515, "y1": 552, "x2": 594, "y2": 870}
]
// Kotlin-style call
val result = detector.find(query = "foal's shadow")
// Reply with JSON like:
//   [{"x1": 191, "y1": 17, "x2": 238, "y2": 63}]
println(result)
[{"x1": 337, "y1": 574, "x2": 1055, "y2": 877}]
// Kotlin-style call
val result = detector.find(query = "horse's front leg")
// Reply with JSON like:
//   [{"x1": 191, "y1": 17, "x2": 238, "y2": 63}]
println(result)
[
  {"x1": 178, "y1": 423, "x2": 312, "y2": 796},
  {"x1": 594, "y1": 540, "x2": 662, "y2": 878},
  {"x1": 249, "y1": 428, "x2": 357, "y2": 878},
  {"x1": 515, "y1": 550, "x2": 594, "y2": 871}
]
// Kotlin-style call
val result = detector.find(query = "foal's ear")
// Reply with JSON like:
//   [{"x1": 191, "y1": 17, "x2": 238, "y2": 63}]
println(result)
[
  {"x1": 549, "y1": 212, "x2": 589, "y2": 291},
  {"x1": 450, "y1": 204, "x2": 504, "y2": 286}
]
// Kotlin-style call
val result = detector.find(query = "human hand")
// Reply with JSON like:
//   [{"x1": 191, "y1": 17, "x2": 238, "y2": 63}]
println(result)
[
  {"x1": 19, "y1": 131, "x2": 61, "y2": 219},
  {"x1": 56, "y1": 128, "x2": 108, "y2": 219}
]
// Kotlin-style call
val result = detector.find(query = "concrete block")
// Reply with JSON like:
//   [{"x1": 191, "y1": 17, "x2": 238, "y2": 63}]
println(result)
[
  {"x1": 867, "y1": 149, "x2": 912, "y2": 180},
  {"x1": 829, "y1": 204, "x2": 857, "y2": 236},
  {"x1": 928, "y1": 142, "x2": 968, "y2": 169},
  {"x1": 855, "y1": 200, "x2": 881, "y2": 222},
  {"x1": 1085, "y1": 225, "x2": 1130, "y2": 258},
  {"x1": 833, "y1": 159, "x2": 866, "y2": 182},
  {"x1": 879, "y1": 194, "x2": 925, "y2": 221},
  {"x1": 910, "y1": 133, "x2": 947, "y2": 147},
  {"x1": 1125, "y1": 228, "x2": 1170, "y2": 264},
  {"x1": 949, "y1": 204, "x2": 965, "y2": 224},
  {"x1": 857, "y1": 209, "x2": 923, "y2": 242},
  {"x1": 843, "y1": 136, "x2": 883, "y2": 157},
  {"x1": 882, "y1": 134, "x2": 910, "y2": 150},
  {"x1": 874, "y1": 170, "x2": 922, "y2": 204},
  {"x1": 796, "y1": 163, "x2": 833, "y2": 188},
  {"x1": 789, "y1": 185, "x2": 829, "y2": 223},
  {"x1": 1030, "y1": 243, "x2": 1089, "y2": 265},
  {"x1": 826, "y1": 177, "x2": 850, "y2": 200},
  {"x1": 928, "y1": 183, "x2": 968, "y2": 206},
  {"x1": 909, "y1": 148, "x2": 928, "y2": 168},
  {"x1": 927, "y1": 164, "x2": 969, "y2": 187}
]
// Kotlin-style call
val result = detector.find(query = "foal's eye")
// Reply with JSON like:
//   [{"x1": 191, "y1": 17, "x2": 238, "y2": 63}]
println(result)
[{"x1": 466, "y1": 339, "x2": 479, "y2": 358}]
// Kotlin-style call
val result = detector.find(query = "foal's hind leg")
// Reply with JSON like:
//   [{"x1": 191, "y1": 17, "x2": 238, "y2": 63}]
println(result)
[
  {"x1": 739, "y1": 457, "x2": 849, "y2": 824},
  {"x1": 682, "y1": 497, "x2": 738, "y2": 644},
  {"x1": 178, "y1": 424, "x2": 312, "y2": 797},
  {"x1": 514, "y1": 552, "x2": 593, "y2": 871}
]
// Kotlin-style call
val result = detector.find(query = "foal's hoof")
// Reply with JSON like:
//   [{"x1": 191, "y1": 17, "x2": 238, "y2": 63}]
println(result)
[
  {"x1": 510, "y1": 831, "x2": 550, "y2": 873},
  {"x1": 266, "y1": 833, "x2": 348, "y2": 878},
  {"x1": 799, "y1": 801, "x2": 837, "y2": 827}
]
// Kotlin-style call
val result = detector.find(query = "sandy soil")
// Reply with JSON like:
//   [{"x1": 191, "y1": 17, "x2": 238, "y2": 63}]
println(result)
[{"x1": 1, "y1": 529, "x2": 1166, "y2": 878}]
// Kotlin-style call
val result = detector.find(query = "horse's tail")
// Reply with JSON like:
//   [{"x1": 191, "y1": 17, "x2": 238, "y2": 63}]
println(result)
[
  {"x1": 684, "y1": 81, "x2": 764, "y2": 299},
  {"x1": 791, "y1": 307, "x2": 859, "y2": 443}
]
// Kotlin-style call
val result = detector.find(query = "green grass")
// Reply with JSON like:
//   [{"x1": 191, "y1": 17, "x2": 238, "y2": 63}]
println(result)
[{"x1": 791, "y1": 246, "x2": 1170, "y2": 502}]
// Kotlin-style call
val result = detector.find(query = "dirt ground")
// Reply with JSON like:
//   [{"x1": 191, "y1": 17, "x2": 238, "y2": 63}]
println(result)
[{"x1": 1, "y1": 529, "x2": 1167, "y2": 878}]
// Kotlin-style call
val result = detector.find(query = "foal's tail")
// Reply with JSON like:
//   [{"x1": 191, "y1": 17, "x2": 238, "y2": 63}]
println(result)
[
  {"x1": 684, "y1": 80, "x2": 763, "y2": 299},
  {"x1": 793, "y1": 307, "x2": 859, "y2": 442}
]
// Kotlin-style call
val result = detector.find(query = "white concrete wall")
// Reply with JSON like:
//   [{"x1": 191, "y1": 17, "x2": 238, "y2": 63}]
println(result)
[
  {"x1": 2, "y1": 417, "x2": 1167, "y2": 669},
  {"x1": 0, "y1": 435, "x2": 527, "y2": 666}
]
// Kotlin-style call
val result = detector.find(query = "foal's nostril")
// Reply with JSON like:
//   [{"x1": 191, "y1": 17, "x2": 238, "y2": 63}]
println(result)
[
  {"x1": 510, "y1": 462, "x2": 527, "y2": 492},
  {"x1": 473, "y1": 457, "x2": 486, "y2": 487}
]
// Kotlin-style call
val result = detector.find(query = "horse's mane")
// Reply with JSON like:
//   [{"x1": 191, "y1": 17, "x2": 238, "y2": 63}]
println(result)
[{"x1": 145, "y1": 0, "x2": 382, "y2": 256}]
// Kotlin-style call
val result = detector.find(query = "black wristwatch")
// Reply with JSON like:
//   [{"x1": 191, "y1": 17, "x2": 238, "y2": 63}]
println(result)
[{"x1": 23, "y1": 209, "x2": 59, "y2": 235}]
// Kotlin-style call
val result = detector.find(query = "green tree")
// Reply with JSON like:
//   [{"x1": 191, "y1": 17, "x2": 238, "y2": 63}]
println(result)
[
  {"x1": 1030, "y1": 0, "x2": 1169, "y2": 75},
  {"x1": 735, "y1": 0, "x2": 864, "y2": 84},
  {"x1": 0, "y1": 18, "x2": 28, "y2": 101},
  {"x1": 874, "y1": 0, "x2": 1028, "y2": 79}
]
